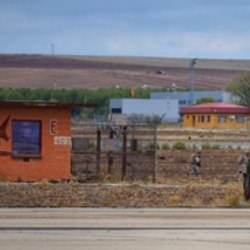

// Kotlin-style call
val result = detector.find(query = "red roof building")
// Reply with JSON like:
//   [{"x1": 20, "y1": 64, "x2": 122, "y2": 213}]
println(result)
[{"x1": 180, "y1": 102, "x2": 250, "y2": 129}]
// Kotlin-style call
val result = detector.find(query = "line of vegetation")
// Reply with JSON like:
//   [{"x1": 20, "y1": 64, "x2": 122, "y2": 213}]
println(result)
[
  {"x1": 159, "y1": 142, "x2": 223, "y2": 150},
  {"x1": 0, "y1": 87, "x2": 165, "y2": 117}
]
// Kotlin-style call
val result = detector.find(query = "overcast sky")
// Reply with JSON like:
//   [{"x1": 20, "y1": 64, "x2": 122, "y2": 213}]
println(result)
[{"x1": 1, "y1": 0, "x2": 250, "y2": 59}]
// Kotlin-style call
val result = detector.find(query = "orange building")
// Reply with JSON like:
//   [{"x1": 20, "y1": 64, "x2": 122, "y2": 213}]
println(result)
[
  {"x1": 0, "y1": 101, "x2": 78, "y2": 182},
  {"x1": 181, "y1": 102, "x2": 250, "y2": 129}
]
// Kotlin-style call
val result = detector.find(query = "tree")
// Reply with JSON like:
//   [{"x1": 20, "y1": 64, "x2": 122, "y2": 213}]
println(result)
[
  {"x1": 195, "y1": 97, "x2": 216, "y2": 105},
  {"x1": 227, "y1": 72, "x2": 250, "y2": 106}
]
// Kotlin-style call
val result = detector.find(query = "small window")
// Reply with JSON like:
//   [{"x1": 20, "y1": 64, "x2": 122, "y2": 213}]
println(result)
[
  {"x1": 179, "y1": 100, "x2": 186, "y2": 105},
  {"x1": 201, "y1": 115, "x2": 205, "y2": 123},
  {"x1": 186, "y1": 115, "x2": 189, "y2": 119},
  {"x1": 218, "y1": 115, "x2": 227, "y2": 123},
  {"x1": 12, "y1": 120, "x2": 41, "y2": 157},
  {"x1": 111, "y1": 108, "x2": 122, "y2": 114},
  {"x1": 236, "y1": 116, "x2": 245, "y2": 123},
  {"x1": 207, "y1": 115, "x2": 211, "y2": 123}
]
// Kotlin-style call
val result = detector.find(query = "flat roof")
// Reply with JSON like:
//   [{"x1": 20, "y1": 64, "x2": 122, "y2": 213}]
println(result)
[{"x1": 0, "y1": 100, "x2": 96, "y2": 108}]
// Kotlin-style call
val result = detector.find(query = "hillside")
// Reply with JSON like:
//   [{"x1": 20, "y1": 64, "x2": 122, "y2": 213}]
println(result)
[{"x1": 0, "y1": 54, "x2": 249, "y2": 90}]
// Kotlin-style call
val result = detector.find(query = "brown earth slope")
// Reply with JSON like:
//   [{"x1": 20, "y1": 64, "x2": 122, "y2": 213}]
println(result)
[{"x1": 0, "y1": 54, "x2": 249, "y2": 90}]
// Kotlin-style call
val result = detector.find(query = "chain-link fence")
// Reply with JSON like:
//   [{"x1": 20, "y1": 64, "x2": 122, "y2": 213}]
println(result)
[
  {"x1": 71, "y1": 121, "x2": 246, "y2": 182},
  {"x1": 71, "y1": 122, "x2": 156, "y2": 182}
]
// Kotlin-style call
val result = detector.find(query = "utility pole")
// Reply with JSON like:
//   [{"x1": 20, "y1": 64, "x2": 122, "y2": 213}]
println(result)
[
  {"x1": 189, "y1": 58, "x2": 197, "y2": 105},
  {"x1": 51, "y1": 43, "x2": 55, "y2": 55}
]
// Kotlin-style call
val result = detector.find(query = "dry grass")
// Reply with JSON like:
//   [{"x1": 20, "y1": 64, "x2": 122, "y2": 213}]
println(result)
[
  {"x1": 95, "y1": 173, "x2": 250, "y2": 207},
  {"x1": 102, "y1": 174, "x2": 122, "y2": 183},
  {"x1": 0, "y1": 172, "x2": 249, "y2": 207},
  {"x1": 168, "y1": 195, "x2": 183, "y2": 206},
  {"x1": 151, "y1": 177, "x2": 249, "y2": 207}
]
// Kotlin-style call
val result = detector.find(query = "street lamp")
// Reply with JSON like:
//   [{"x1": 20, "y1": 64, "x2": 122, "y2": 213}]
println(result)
[{"x1": 189, "y1": 58, "x2": 197, "y2": 105}]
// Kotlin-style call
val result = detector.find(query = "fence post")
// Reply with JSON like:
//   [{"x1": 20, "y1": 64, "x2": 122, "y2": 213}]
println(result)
[
  {"x1": 153, "y1": 125, "x2": 157, "y2": 183},
  {"x1": 107, "y1": 150, "x2": 113, "y2": 174},
  {"x1": 96, "y1": 128, "x2": 101, "y2": 178},
  {"x1": 121, "y1": 126, "x2": 127, "y2": 181}
]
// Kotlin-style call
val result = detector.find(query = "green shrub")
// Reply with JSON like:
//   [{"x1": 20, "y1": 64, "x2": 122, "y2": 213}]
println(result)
[
  {"x1": 212, "y1": 144, "x2": 221, "y2": 149},
  {"x1": 201, "y1": 143, "x2": 211, "y2": 150},
  {"x1": 172, "y1": 141, "x2": 186, "y2": 150},
  {"x1": 161, "y1": 143, "x2": 170, "y2": 150}
]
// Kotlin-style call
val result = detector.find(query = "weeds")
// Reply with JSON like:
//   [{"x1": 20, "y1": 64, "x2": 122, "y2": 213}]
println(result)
[
  {"x1": 172, "y1": 141, "x2": 186, "y2": 150},
  {"x1": 227, "y1": 195, "x2": 241, "y2": 207},
  {"x1": 168, "y1": 195, "x2": 182, "y2": 206},
  {"x1": 161, "y1": 143, "x2": 170, "y2": 150}
]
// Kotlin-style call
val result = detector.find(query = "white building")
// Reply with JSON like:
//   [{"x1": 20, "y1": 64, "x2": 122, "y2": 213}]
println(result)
[
  {"x1": 110, "y1": 98, "x2": 180, "y2": 123},
  {"x1": 150, "y1": 90, "x2": 232, "y2": 107}
]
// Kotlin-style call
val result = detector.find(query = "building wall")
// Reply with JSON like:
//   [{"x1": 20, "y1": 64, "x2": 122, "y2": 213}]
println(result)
[
  {"x1": 183, "y1": 113, "x2": 248, "y2": 129},
  {"x1": 0, "y1": 106, "x2": 71, "y2": 181},
  {"x1": 110, "y1": 98, "x2": 180, "y2": 122},
  {"x1": 151, "y1": 91, "x2": 231, "y2": 107}
]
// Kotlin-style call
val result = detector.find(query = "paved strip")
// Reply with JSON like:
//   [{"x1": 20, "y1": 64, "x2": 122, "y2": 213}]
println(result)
[
  {"x1": 1, "y1": 208, "x2": 250, "y2": 229},
  {"x1": 1, "y1": 227, "x2": 250, "y2": 231},
  {"x1": 1, "y1": 208, "x2": 250, "y2": 250}
]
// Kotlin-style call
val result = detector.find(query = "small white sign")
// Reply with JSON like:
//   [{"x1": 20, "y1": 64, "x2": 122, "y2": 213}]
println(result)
[{"x1": 54, "y1": 136, "x2": 71, "y2": 145}]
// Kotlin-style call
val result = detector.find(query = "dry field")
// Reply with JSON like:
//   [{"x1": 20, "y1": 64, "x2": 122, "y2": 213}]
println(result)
[{"x1": 0, "y1": 54, "x2": 249, "y2": 90}]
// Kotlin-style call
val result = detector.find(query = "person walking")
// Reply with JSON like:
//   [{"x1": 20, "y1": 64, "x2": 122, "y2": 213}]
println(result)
[
  {"x1": 237, "y1": 150, "x2": 250, "y2": 200},
  {"x1": 190, "y1": 150, "x2": 201, "y2": 176}
]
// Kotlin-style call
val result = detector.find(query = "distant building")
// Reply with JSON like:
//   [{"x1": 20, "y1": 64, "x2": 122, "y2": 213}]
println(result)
[
  {"x1": 110, "y1": 98, "x2": 180, "y2": 123},
  {"x1": 150, "y1": 90, "x2": 232, "y2": 107},
  {"x1": 181, "y1": 102, "x2": 250, "y2": 129}
]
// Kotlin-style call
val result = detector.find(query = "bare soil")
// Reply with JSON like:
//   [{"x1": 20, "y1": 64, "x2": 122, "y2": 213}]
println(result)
[{"x1": 0, "y1": 54, "x2": 249, "y2": 90}]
